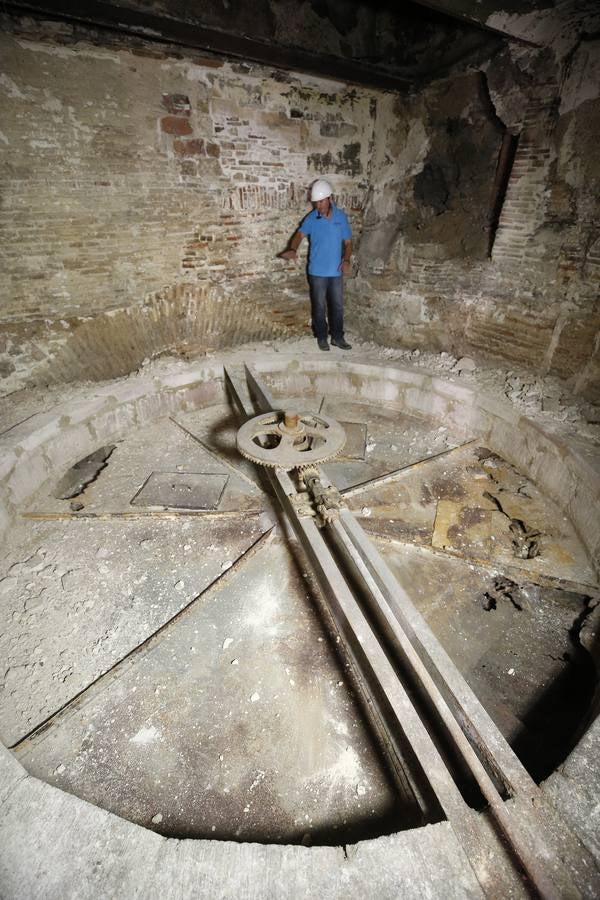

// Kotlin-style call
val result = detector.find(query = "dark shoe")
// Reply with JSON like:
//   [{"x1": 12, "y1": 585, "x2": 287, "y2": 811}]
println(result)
[
  {"x1": 317, "y1": 339, "x2": 330, "y2": 351},
  {"x1": 332, "y1": 339, "x2": 352, "y2": 350}
]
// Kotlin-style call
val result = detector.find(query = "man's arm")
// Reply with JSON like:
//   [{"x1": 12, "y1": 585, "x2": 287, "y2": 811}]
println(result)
[
  {"x1": 279, "y1": 230, "x2": 304, "y2": 261},
  {"x1": 339, "y1": 239, "x2": 352, "y2": 274}
]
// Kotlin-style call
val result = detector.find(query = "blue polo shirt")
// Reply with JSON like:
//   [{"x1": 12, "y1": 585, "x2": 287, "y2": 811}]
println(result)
[{"x1": 299, "y1": 204, "x2": 352, "y2": 277}]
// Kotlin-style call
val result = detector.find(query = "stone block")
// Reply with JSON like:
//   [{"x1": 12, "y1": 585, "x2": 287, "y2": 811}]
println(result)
[
  {"x1": 445, "y1": 402, "x2": 485, "y2": 438},
  {"x1": 11, "y1": 415, "x2": 63, "y2": 457},
  {"x1": 43, "y1": 423, "x2": 98, "y2": 475},
  {"x1": 528, "y1": 449, "x2": 576, "y2": 512},
  {"x1": 568, "y1": 481, "x2": 600, "y2": 563},
  {"x1": 430, "y1": 377, "x2": 475, "y2": 405},
  {"x1": 0, "y1": 776, "x2": 163, "y2": 899},
  {"x1": 7, "y1": 452, "x2": 50, "y2": 506},
  {"x1": 152, "y1": 366, "x2": 215, "y2": 391},
  {"x1": 476, "y1": 394, "x2": 521, "y2": 425},
  {"x1": 404, "y1": 387, "x2": 449, "y2": 420},
  {"x1": 0, "y1": 449, "x2": 18, "y2": 482},
  {"x1": 174, "y1": 138, "x2": 205, "y2": 156},
  {"x1": 544, "y1": 715, "x2": 600, "y2": 860},
  {"x1": 487, "y1": 417, "x2": 533, "y2": 472},
  {"x1": 91, "y1": 403, "x2": 140, "y2": 443},
  {"x1": 58, "y1": 396, "x2": 111, "y2": 427}
]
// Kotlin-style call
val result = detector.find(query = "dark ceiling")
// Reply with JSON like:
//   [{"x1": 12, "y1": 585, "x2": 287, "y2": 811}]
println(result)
[{"x1": 2, "y1": 0, "x2": 521, "y2": 90}]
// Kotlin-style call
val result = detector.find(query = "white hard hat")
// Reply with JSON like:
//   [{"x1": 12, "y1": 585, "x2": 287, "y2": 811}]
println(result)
[{"x1": 310, "y1": 179, "x2": 333, "y2": 202}]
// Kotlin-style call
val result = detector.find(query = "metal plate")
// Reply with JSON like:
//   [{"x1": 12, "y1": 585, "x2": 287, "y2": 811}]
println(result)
[{"x1": 130, "y1": 472, "x2": 228, "y2": 510}]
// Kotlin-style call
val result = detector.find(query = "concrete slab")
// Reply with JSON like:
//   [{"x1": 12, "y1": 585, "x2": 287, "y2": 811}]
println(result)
[
  {"x1": 0, "y1": 513, "x2": 271, "y2": 746},
  {"x1": 24, "y1": 411, "x2": 264, "y2": 517},
  {"x1": 348, "y1": 441, "x2": 597, "y2": 588},
  {"x1": 15, "y1": 537, "x2": 411, "y2": 845}
]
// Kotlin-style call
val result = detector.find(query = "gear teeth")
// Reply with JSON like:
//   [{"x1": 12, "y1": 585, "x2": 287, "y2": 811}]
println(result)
[
  {"x1": 236, "y1": 410, "x2": 345, "y2": 469},
  {"x1": 237, "y1": 446, "x2": 343, "y2": 470}
]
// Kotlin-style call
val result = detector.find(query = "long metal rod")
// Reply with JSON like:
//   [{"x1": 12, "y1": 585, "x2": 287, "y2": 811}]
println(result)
[
  {"x1": 226, "y1": 367, "x2": 443, "y2": 814},
  {"x1": 328, "y1": 514, "x2": 565, "y2": 899},
  {"x1": 227, "y1": 364, "x2": 600, "y2": 898},
  {"x1": 22, "y1": 509, "x2": 263, "y2": 521},
  {"x1": 337, "y1": 508, "x2": 530, "y2": 794},
  {"x1": 269, "y1": 468, "x2": 467, "y2": 817}
]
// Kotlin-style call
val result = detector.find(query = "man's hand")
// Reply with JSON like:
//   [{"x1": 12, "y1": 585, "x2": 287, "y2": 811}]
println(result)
[
  {"x1": 279, "y1": 249, "x2": 298, "y2": 261},
  {"x1": 340, "y1": 239, "x2": 352, "y2": 274}
]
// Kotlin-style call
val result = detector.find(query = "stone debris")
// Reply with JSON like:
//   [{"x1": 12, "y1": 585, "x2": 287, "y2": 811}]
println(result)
[
  {"x1": 453, "y1": 356, "x2": 476, "y2": 373},
  {"x1": 583, "y1": 403, "x2": 600, "y2": 425},
  {"x1": 53, "y1": 445, "x2": 116, "y2": 500},
  {"x1": 483, "y1": 490, "x2": 542, "y2": 560},
  {"x1": 509, "y1": 518, "x2": 541, "y2": 560},
  {"x1": 481, "y1": 576, "x2": 524, "y2": 612}
]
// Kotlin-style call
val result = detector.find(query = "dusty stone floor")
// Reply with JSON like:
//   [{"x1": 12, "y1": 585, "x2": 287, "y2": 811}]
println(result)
[{"x1": 1, "y1": 346, "x2": 598, "y2": 849}]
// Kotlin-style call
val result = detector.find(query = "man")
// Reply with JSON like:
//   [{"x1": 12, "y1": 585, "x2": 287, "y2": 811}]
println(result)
[{"x1": 279, "y1": 179, "x2": 352, "y2": 351}]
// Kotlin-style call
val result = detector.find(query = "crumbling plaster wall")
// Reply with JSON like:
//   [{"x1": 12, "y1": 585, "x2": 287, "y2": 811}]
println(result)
[
  {"x1": 348, "y1": 26, "x2": 600, "y2": 400},
  {"x1": 0, "y1": 21, "x2": 373, "y2": 389}
]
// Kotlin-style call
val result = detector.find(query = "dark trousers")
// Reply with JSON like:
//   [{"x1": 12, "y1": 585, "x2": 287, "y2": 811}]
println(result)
[{"x1": 308, "y1": 275, "x2": 344, "y2": 343}]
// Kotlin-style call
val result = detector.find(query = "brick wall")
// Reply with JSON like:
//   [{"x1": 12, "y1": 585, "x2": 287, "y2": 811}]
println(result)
[
  {"x1": 349, "y1": 35, "x2": 600, "y2": 400},
  {"x1": 1, "y1": 16, "x2": 598, "y2": 398},
  {"x1": 0, "y1": 23, "x2": 372, "y2": 387}
]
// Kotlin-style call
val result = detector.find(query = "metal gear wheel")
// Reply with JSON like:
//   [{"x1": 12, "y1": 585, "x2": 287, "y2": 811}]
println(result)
[{"x1": 236, "y1": 410, "x2": 346, "y2": 470}]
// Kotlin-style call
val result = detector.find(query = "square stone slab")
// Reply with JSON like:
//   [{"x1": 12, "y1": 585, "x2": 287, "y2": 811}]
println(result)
[{"x1": 131, "y1": 472, "x2": 229, "y2": 510}]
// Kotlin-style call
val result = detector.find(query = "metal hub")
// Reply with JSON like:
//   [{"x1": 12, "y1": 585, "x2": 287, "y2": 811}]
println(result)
[{"x1": 236, "y1": 409, "x2": 346, "y2": 469}]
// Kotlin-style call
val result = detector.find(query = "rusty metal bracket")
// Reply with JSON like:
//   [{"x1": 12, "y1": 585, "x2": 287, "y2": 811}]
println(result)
[
  {"x1": 301, "y1": 466, "x2": 345, "y2": 525},
  {"x1": 288, "y1": 492, "x2": 316, "y2": 519}
]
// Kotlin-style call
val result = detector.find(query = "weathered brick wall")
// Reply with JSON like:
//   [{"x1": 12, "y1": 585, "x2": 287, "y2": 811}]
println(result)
[
  {"x1": 0, "y1": 22, "x2": 372, "y2": 387},
  {"x1": 349, "y1": 32, "x2": 600, "y2": 399},
  {"x1": 1, "y1": 14, "x2": 598, "y2": 398}
]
